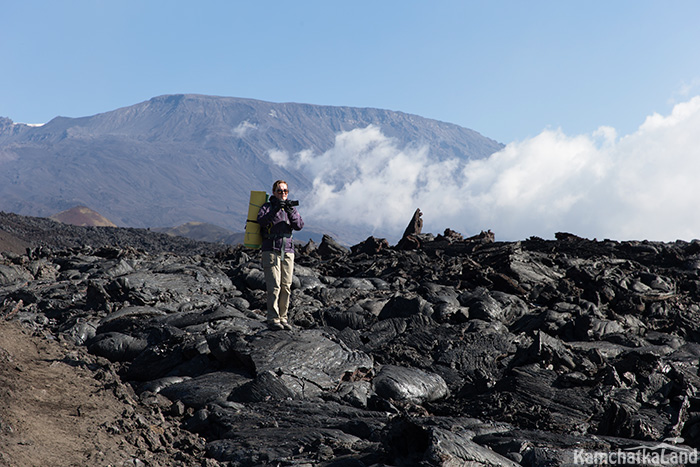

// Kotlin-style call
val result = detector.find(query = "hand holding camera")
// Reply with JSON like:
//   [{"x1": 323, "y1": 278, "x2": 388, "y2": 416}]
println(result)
[
  {"x1": 273, "y1": 197, "x2": 299, "y2": 214},
  {"x1": 281, "y1": 199, "x2": 299, "y2": 215}
]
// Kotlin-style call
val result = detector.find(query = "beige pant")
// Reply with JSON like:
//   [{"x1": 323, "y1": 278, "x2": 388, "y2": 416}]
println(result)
[{"x1": 262, "y1": 251, "x2": 295, "y2": 323}]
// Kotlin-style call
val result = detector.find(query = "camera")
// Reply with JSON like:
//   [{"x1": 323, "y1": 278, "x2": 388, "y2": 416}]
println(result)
[{"x1": 275, "y1": 199, "x2": 299, "y2": 209}]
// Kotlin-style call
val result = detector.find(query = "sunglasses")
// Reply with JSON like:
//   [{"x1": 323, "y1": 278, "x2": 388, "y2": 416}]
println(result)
[{"x1": 276, "y1": 189, "x2": 289, "y2": 194}]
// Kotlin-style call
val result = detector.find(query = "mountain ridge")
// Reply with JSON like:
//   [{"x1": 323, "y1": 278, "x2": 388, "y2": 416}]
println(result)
[{"x1": 0, "y1": 94, "x2": 503, "y2": 243}]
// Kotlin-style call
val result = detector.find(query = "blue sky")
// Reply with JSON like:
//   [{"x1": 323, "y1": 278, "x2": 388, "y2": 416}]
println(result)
[
  {"x1": 4, "y1": 1, "x2": 700, "y2": 241},
  {"x1": 3, "y1": 1, "x2": 700, "y2": 143}
]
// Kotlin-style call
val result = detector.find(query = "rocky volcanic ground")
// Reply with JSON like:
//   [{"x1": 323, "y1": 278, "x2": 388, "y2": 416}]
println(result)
[{"x1": 2, "y1": 211, "x2": 700, "y2": 466}]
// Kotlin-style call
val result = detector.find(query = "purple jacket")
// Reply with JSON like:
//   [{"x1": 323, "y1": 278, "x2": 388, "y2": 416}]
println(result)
[{"x1": 257, "y1": 196, "x2": 304, "y2": 253}]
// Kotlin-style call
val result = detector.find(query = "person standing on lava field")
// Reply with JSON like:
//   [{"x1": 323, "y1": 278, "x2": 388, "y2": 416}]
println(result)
[{"x1": 257, "y1": 180, "x2": 304, "y2": 330}]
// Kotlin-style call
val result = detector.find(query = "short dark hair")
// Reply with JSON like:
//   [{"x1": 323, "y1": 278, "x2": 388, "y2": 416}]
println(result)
[{"x1": 272, "y1": 180, "x2": 288, "y2": 193}]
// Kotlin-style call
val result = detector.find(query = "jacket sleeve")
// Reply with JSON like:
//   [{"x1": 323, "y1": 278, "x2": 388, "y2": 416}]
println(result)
[
  {"x1": 288, "y1": 207, "x2": 304, "y2": 231},
  {"x1": 257, "y1": 202, "x2": 276, "y2": 228}
]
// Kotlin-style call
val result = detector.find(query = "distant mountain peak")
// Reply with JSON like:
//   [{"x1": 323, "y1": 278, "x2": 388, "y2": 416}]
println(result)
[
  {"x1": 0, "y1": 94, "x2": 503, "y2": 244},
  {"x1": 50, "y1": 206, "x2": 116, "y2": 227}
]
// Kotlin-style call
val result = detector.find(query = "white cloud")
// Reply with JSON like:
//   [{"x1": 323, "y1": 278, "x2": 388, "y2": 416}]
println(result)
[
  {"x1": 268, "y1": 148, "x2": 315, "y2": 168},
  {"x1": 286, "y1": 126, "x2": 440, "y2": 233},
  {"x1": 232, "y1": 120, "x2": 257, "y2": 137},
  {"x1": 268, "y1": 149, "x2": 289, "y2": 166},
  {"x1": 287, "y1": 96, "x2": 700, "y2": 242}
]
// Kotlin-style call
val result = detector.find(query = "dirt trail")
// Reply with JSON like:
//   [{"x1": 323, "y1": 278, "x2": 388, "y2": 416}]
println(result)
[{"x1": 0, "y1": 319, "x2": 205, "y2": 467}]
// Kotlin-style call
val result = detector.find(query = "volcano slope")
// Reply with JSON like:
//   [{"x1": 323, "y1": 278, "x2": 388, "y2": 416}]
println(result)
[{"x1": 2, "y1": 212, "x2": 700, "y2": 466}]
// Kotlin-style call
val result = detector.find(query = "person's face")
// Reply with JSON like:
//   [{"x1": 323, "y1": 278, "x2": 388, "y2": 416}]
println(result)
[{"x1": 275, "y1": 184, "x2": 289, "y2": 201}]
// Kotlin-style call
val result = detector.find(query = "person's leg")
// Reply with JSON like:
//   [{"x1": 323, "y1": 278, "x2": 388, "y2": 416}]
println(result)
[
  {"x1": 278, "y1": 253, "x2": 295, "y2": 325},
  {"x1": 262, "y1": 250, "x2": 282, "y2": 324}
]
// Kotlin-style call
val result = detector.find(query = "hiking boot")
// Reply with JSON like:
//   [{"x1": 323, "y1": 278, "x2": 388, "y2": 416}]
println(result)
[
  {"x1": 268, "y1": 321, "x2": 284, "y2": 331},
  {"x1": 281, "y1": 321, "x2": 293, "y2": 331}
]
